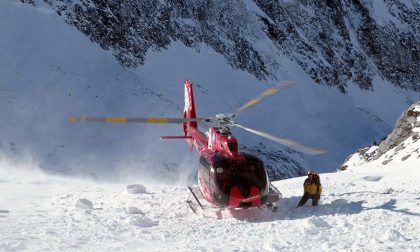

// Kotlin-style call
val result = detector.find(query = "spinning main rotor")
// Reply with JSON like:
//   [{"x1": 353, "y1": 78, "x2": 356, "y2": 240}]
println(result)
[{"x1": 68, "y1": 80, "x2": 325, "y2": 155}]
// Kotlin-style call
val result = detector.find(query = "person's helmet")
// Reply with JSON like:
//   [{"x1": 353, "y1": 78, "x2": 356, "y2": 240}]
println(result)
[{"x1": 308, "y1": 170, "x2": 316, "y2": 176}]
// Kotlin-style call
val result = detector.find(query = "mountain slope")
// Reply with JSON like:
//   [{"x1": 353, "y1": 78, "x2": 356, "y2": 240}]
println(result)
[
  {"x1": 22, "y1": 0, "x2": 420, "y2": 92},
  {"x1": 340, "y1": 101, "x2": 420, "y2": 171},
  {"x1": 1, "y1": 1, "x2": 420, "y2": 181},
  {"x1": 1, "y1": 3, "x2": 419, "y2": 250}
]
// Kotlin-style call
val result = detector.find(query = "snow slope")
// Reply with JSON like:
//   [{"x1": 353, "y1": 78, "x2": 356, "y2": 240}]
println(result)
[
  {"x1": 341, "y1": 102, "x2": 420, "y2": 170},
  {"x1": 0, "y1": 154, "x2": 419, "y2": 251},
  {"x1": 1, "y1": 91, "x2": 419, "y2": 251},
  {"x1": 1, "y1": 1, "x2": 419, "y2": 181},
  {"x1": 1, "y1": 3, "x2": 419, "y2": 251}
]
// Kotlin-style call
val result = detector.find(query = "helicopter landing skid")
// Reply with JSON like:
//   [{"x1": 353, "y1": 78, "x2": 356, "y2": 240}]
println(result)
[
  {"x1": 186, "y1": 185, "x2": 205, "y2": 214},
  {"x1": 186, "y1": 186, "x2": 226, "y2": 218},
  {"x1": 264, "y1": 183, "x2": 282, "y2": 212}
]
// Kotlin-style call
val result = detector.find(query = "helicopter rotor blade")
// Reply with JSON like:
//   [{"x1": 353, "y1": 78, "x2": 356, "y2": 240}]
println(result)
[
  {"x1": 233, "y1": 123, "x2": 325, "y2": 155},
  {"x1": 235, "y1": 80, "x2": 295, "y2": 115},
  {"x1": 67, "y1": 116, "x2": 210, "y2": 124}
]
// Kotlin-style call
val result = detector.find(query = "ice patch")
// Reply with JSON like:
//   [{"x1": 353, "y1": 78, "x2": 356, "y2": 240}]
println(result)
[
  {"x1": 75, "y1": 198, "x2": 93, "y2": 209},
  {"x1": 363, "y1": 176, "x2": 383, "y2": 181},
  {"x1": 0, "y1": 210, "x2": 10, "y2": 213},
  {"x1": 125, "y1": 206, "x2": 145, "y2": 215},
  {"x1": 125, "y1": 184, "x2": 147, "y2": 194},
  {"x1": 128, "y1": 216, "x2": 158, "y2": 228}
]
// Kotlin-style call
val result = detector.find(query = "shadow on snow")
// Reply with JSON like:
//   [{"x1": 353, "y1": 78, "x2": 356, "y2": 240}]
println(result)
[
  {"x1": 227, "y1": 196, "x2": 364, "y2": 222},
  {"x1": 225, "y1": 195, "x2": 419, "y2": 222}
]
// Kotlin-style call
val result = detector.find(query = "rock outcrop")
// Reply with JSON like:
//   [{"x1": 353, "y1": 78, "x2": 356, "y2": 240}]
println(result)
[{"x1": 22, "y1": 0, "x2": 420, "y2": 92}]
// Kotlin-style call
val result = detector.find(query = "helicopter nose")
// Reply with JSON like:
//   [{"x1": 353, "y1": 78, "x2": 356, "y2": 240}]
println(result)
[{"x1": 228, "y1": 186, "x2": 261, "y2": 208}]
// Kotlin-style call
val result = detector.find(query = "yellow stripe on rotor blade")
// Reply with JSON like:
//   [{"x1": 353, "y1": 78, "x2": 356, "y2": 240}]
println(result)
[
  {"x1": 145, "y1": 118, "x2": 170, "y2": 123},
  {"x1": 105, "y1": 117, "x2": 128, "y2": 123},
  {"x1": 281, "y1": 80, "x2": 295, "y2": 87},
  {"x1": 68, "y1": 116, "x2": 77, "y2": 123},
  {"x1": 244, "y1": 99, "x2": 259, "y2": 108},
  {"x1": 262, "y1": 88, "x2": 279, "y2": 96},
  {"x1": 282, "y1": 80, "x2": 295, "y2": 84}
]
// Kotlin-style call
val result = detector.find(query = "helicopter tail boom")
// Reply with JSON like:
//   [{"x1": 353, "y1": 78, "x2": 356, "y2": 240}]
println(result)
[{"x1": 183, "y1": 80, "x2": 198, "y2": 132}]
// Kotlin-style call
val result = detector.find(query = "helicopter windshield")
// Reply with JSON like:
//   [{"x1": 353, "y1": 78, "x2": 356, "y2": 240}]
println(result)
[{"x1": 212, "y1": 154, "x2": 267, "y2": 195}]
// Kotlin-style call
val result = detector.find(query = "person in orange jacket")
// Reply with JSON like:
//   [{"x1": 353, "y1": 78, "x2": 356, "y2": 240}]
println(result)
[{"x1": 297, "y1": 170, "x2": 322, "y2": 207}]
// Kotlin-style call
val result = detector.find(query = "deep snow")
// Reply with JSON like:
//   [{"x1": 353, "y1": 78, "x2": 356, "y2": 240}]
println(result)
[{"x1": 0, "y1": 154, "x2": 419, "y2": 251}]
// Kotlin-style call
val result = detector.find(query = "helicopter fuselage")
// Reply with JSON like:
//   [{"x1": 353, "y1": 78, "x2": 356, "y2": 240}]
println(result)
[
  {"x1": 195, "y1": 128, "x2": 269, "y2": 208},
  {"x1": 69, "y1": 78, "x2": 322, "y2": 210},
  {"x1": 183, "y1": 80, "x2": 269, "y2": 208}
]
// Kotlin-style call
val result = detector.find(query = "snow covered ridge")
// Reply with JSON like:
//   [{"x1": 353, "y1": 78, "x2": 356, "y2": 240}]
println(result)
[
  {"x1": 340, "y1": 102, "x2": 420, "y2": 170},
  {"x1": 2, "y1": 1, "x2": 420, "y2": 180},
  {"x1": 22, "y1": 0, "x2": 420, "y2": 92}
]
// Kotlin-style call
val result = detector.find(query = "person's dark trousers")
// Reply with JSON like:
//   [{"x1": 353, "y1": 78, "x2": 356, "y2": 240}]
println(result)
[
  {"x1": 297, "y1": 193, "x2": 309, "y2": 207},
  {"x1": 297, "y1": 193, "x2": 320, "y2": 207},
  {"x1": 312, "y1": 194, "x2": 320, "y2": 206}
]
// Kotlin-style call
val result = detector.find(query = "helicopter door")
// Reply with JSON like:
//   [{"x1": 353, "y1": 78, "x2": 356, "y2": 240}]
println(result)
[{"x1": 199, "y1": 156, "x2": 212, "y2": 200}]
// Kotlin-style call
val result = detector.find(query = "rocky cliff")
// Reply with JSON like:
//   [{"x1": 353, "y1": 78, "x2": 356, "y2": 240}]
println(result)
[
  {"x1": 340, "y1": 101, "x2": 420, "y2": 170},
  {"x1": 22, "y1": 0, "x2": 420, "y2": 92}
]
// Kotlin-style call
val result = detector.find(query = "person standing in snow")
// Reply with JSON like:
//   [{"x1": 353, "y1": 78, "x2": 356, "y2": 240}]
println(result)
[{"x1": 297, "y1": 171, "x2": 322, "y2": 207}]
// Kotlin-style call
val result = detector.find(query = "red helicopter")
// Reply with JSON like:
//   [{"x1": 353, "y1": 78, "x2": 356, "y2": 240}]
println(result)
[{"x1": 69, "y1": 80, "x2": 324, "y2": 213}]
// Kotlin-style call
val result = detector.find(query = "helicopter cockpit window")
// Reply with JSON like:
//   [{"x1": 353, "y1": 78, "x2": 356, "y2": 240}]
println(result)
[
  {"x1": 199, "y1": 157, "x2": 211, "y2": 184},
  {"x1": 214, "y1": 159, "x2": 266, "y2": 193},
  {"x1": 227, "y1": 143, "x2": 237, "y2": 152}
]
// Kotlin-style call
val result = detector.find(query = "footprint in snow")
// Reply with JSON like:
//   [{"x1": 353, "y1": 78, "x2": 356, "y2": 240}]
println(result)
[
  {"x1": 128, "y1": 216, "x2": 158, "y2": 228},
  {"x1": 302, "y1": 216, "x2": 331, "y2": 235},
  {"x1": 307, "y1": 216, "x2": 332, "y2": 229},
  {"x1": 57, "y1": 194, "x2": 72, "y2": 200},
  {"x1": 384, "y1": 188, "x2": 395, "y2": 194},
  {"x1": 362, "y1": 176, "x2": 383, "y2": 182},
  {"x1": 75, "y1": 198, "x2": 93, "y2": 210},
  {"x1": 125, "y1": 184, "x2": 147, "y2": 194},
  {"x1": 331, "y1": 199, "x2": 348, "y2": 205},
  {"x1": 383, "y1": 229, "x2": 407, "y2": 242},
  {"x1": 125, "y1": 206, "x2": 145, "y2": 215}
]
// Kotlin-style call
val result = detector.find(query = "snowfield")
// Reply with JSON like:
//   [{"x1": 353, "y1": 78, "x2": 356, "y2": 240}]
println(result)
[
  {"x1": 1, "y1": 159, "x2": 418, "y2": 251},
  {"x1": 1, "y1": 2, "x2": 419, "y2": 251}
]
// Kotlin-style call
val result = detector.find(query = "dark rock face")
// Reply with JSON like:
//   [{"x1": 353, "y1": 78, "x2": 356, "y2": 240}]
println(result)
[
  {"x1": 31, "y1": 0, "x2": 270, "y2": 80},
  {"x1": 340, "y1": 101, "x2": 420, "y2": 167},
  {"x1": 22, "y1": 0, "x2": 420, "y2": 92},
  {"x1": 255, "y1": 0, "x2": 420, "y2": 92},
  {"x1": 375, "y1": 101, "x2": 420, "y2": 157},
  {"x1": 242, "y1": 144, "x2": 306, "y2": 180}
]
